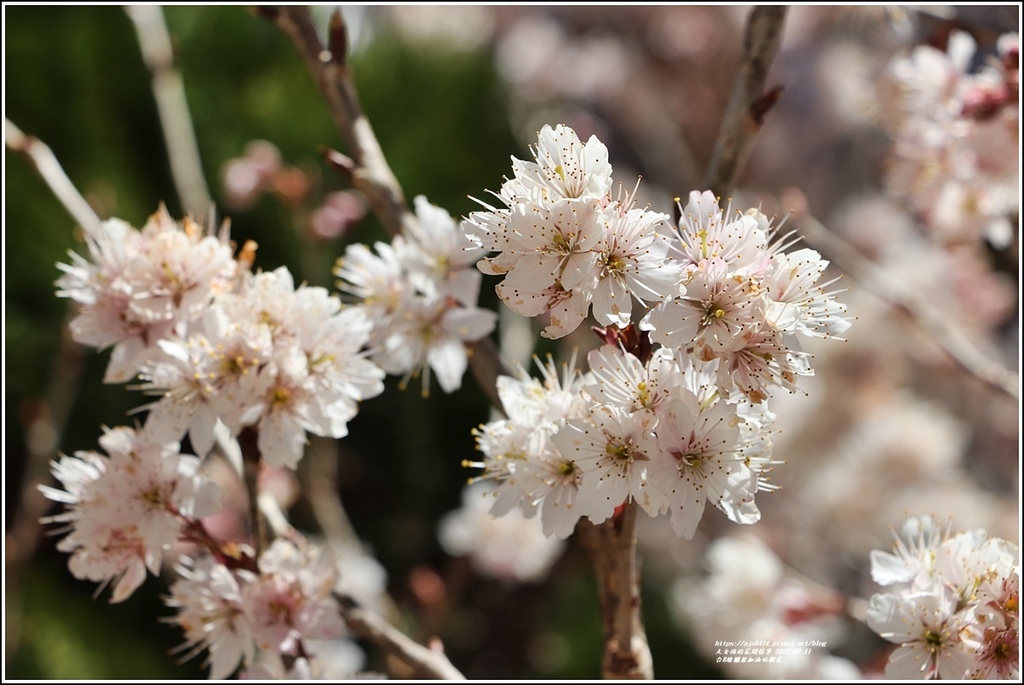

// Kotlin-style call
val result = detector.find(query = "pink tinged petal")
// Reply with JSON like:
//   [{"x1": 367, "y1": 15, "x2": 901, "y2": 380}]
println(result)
[
  {"x1": 478, "y1": 256, "x2": 513, "y2": 276},
  {"x1": 507, "y1": 254, "x2": 561, "y2": 292},
  {"x1": 669, "y1": 499, "x2": 705, "y2": 540},
  {"x1": 104, "y1": 338, "x2": 149, "y2": 383},
  {"x1": 110, "y1": 559, "x2": 149, "y2": 603},
  {"x1": 342, "y1": 357, "x2": 386, "y2": 400},
  {"x1": 489, "y1": 481, "x2": 526, "y2": 518},
  {"x1": 560, "y1": 251, "x2": 600, "y2": 291},
  {"x1": 870, "y1": 549, "x2": 918, "y2": 586},
  {"x1": 446, "y1": 268, "x2": 483, "y2": 308},
  {"x1": 935, "y1": 645, "x2": 974, "y2": 680},
  {"x1": 718, "y1": 495, "x2": 760, "y2": 526},
  {"x1": 188, "y1": 405, "x2": 221, "y2": 459},
  {"x1": 541, "y1": 289, "x2": 590, "y2": 339},
  {"x1": 175, "y1": 457, "x2": 223, "y2": 518},
  {"x1": 208, "y1": 640, "x2": 247, "y2": 681},
  {"x1": 766, "y1": 301, "x2": 803, "y2": 331},
  {"x1": 258, "y1": 411, "x2": 308, "y2": 470},
  {"x1": 303, "y1": 398, "x2": 353, "y2": 439},
  {"x1": 541, "y1": 499, "x2": 583, "y2": 540},
  {"x1": 427, "y1": 336, "x2": 468, "y2": 394},
  {"x1": 442, "y1": 306, "x2": 498, "y2": 342},
  {"x1": 144, "y1": 396, "x2": 196, "y2": 446},
  {"x1": 591, "y1": 277, "x2": 631, "y2": 328},
  {"x1": 573, "y1": 476, "x2": 623, "y2": 526},
  {"x1": 885, "y1": 643, "x2": 935, "y2": 680},
  {"x1": 496, "y1": 279, "x2": 549, "y2": 316},
  {"x1": 865, "y1": 593, "x2": 913, "y2": 642},
  {"x1": 641, "y1": 300, "x2": 701, "y2": 348}
]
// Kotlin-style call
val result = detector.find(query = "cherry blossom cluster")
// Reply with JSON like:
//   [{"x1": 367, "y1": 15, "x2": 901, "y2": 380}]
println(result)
[
  {"x1": 877, "y1": 30, "x2": 1019, "y2": 247},
  {"x1": 865, "y1": 515, "x2": 1020, "y2": 680},
  {"x1": 166, "y1": 537, "x2": 357, "y2": 679},
  {"x1": 137, "y1": 264, "x2": 386, "y2": 469},
  {"x1": 40, "y1": 425, "x2": 222, "y2": 604},
  {"x1": 334, "y1": 195, "x2": 498, "y2": 396},
  {"x1": 463, "y1": 124, "x2": 851, "y2": 540},
  {"x1": 55, "y1": 204, "x2": 238, "y2": 384},
  {"x1": 462, "y1": 123, "x2": 683, "y2": 340},
  {"x1": 47, "y1": 205, "x2": 395, "y2": 677},
  {"x1": 55, "y1": 205, "x2": 387, "y2": 470},
  {"x1": 468, "y1": 348, "x2": 776, "y2": 540}
]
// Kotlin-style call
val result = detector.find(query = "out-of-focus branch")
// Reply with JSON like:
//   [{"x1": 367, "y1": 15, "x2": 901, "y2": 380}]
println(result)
[
  {"x1": 5, "y1": 121, "x2": 95, "y2": 656},
  {"x1": 125, "y1": 5, "x2": 212, "y2": 218},
  {"x1": 577, "y1": 502, "x2": 653, "y2": 680},
  {"x1": 5, "y1": 118, "x2": 103, "y2": 235},
  {"x1": 784, "y1": 188, "x2": 1020, "y2": 401},
  {"x1": 5, "y1": 318, "x2": 87, "y2": 656},
  {"x1": 305, "y1": 437, "x2": 402, "y2": 622},
  {"x1": 264, "y1": 6, "x2": 511, "y2": 412},
  {"x1": 703, "y1": 6, "x2": 787, "y2": 199},
  {"x1": 336, "y1": 593, "x2": 466, "y2": 680}
]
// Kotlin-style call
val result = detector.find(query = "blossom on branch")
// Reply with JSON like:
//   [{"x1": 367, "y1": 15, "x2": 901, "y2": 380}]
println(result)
[
  {"x1": 336, "y1": 195, "x2": 497, "y2": 396},
  {"x1": 878, "y1": 30, "x2": 1020, "y2": 247},
  {"x1": 39, "y1": 426, "x2": 222, "y2": 603},
  {"x1": 463, "y1": 124, "x2": 851, "y2": 540},
  {"x1": 166, "y1": 537, "x2": 352, "y2": 679},
  {"x1": 463, "y1": 123, "x2": 682, "y2": 339},
  {"x1": 139, "y1": 266, "x2": 386, "y2": 468},
  {"x1": 864, "y1": 515, "x2": 1020, "y2": 679},
  {"x1": 55, "y1": 205, "x2": 236, "y2": 383}
]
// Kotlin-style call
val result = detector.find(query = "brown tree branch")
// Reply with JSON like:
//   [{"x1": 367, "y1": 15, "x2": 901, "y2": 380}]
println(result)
[
  {"x1": 237, "y1": 427, "x2": 268, "y2": 557},
  {"x1": 577, "y1": 502, "x2": 653, "y2": 679},
  {"x1": 703, "y1": 6, "x2": 787, "y2": 199},
  {"x1": 336, "y1": 593, "x2": 466, "y2": 680}
]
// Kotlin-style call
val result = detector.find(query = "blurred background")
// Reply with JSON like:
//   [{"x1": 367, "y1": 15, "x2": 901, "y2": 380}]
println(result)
[{"x1": 4, "y1": 5, "x2": 1019, "y2": 679}]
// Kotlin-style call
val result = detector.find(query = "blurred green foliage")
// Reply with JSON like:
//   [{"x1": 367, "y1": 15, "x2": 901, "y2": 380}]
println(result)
[{"x1": 4, "y1": 6, "x2": 719, "y2": 679}]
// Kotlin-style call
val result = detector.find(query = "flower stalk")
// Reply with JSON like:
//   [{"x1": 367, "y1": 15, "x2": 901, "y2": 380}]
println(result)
[{"x1": 578, "y1": 502, "x2": 653, "y2": 679}]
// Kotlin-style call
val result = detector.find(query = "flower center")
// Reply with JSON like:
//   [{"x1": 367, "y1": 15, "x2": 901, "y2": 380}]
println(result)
[
  {"x1": 923, "y1": 629, "x2": 944, "y2": 651},
  {"x1": 701, "y1": 302, "x2": 727, "y2": 327}
]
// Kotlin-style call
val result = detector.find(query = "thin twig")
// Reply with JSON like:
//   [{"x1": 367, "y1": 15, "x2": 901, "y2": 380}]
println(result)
[
  {"x1": 5, "y1": 118, "x2": 103, "y2": 235},
  {"x1": 577, "y1": 502, "x2": 653, "y2": 679},
  {"x1": 784, "y1": 188, "x2": 1020, "y2": 401},
  {"x1": 335, "y1": 594, "x2": 466, "y2": 680},
  {"x1": 237, "y1": 428, "x2": 268, "y2": 557},
  {"x1": 125, "y1": 5, "x2": 212, "y2": 217},
  {"x1": 305, "y1": 436, "x2": 402, "y2": 622},
  {"x1": 265, "y1": 6, "x2": 511, "y2": 411},
  {"x1": 268, "y1": 6, "x2": 410, "y2": 236},
  {"x1": 703, "y1": 6, "x2": 787, "y2": 199}
]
